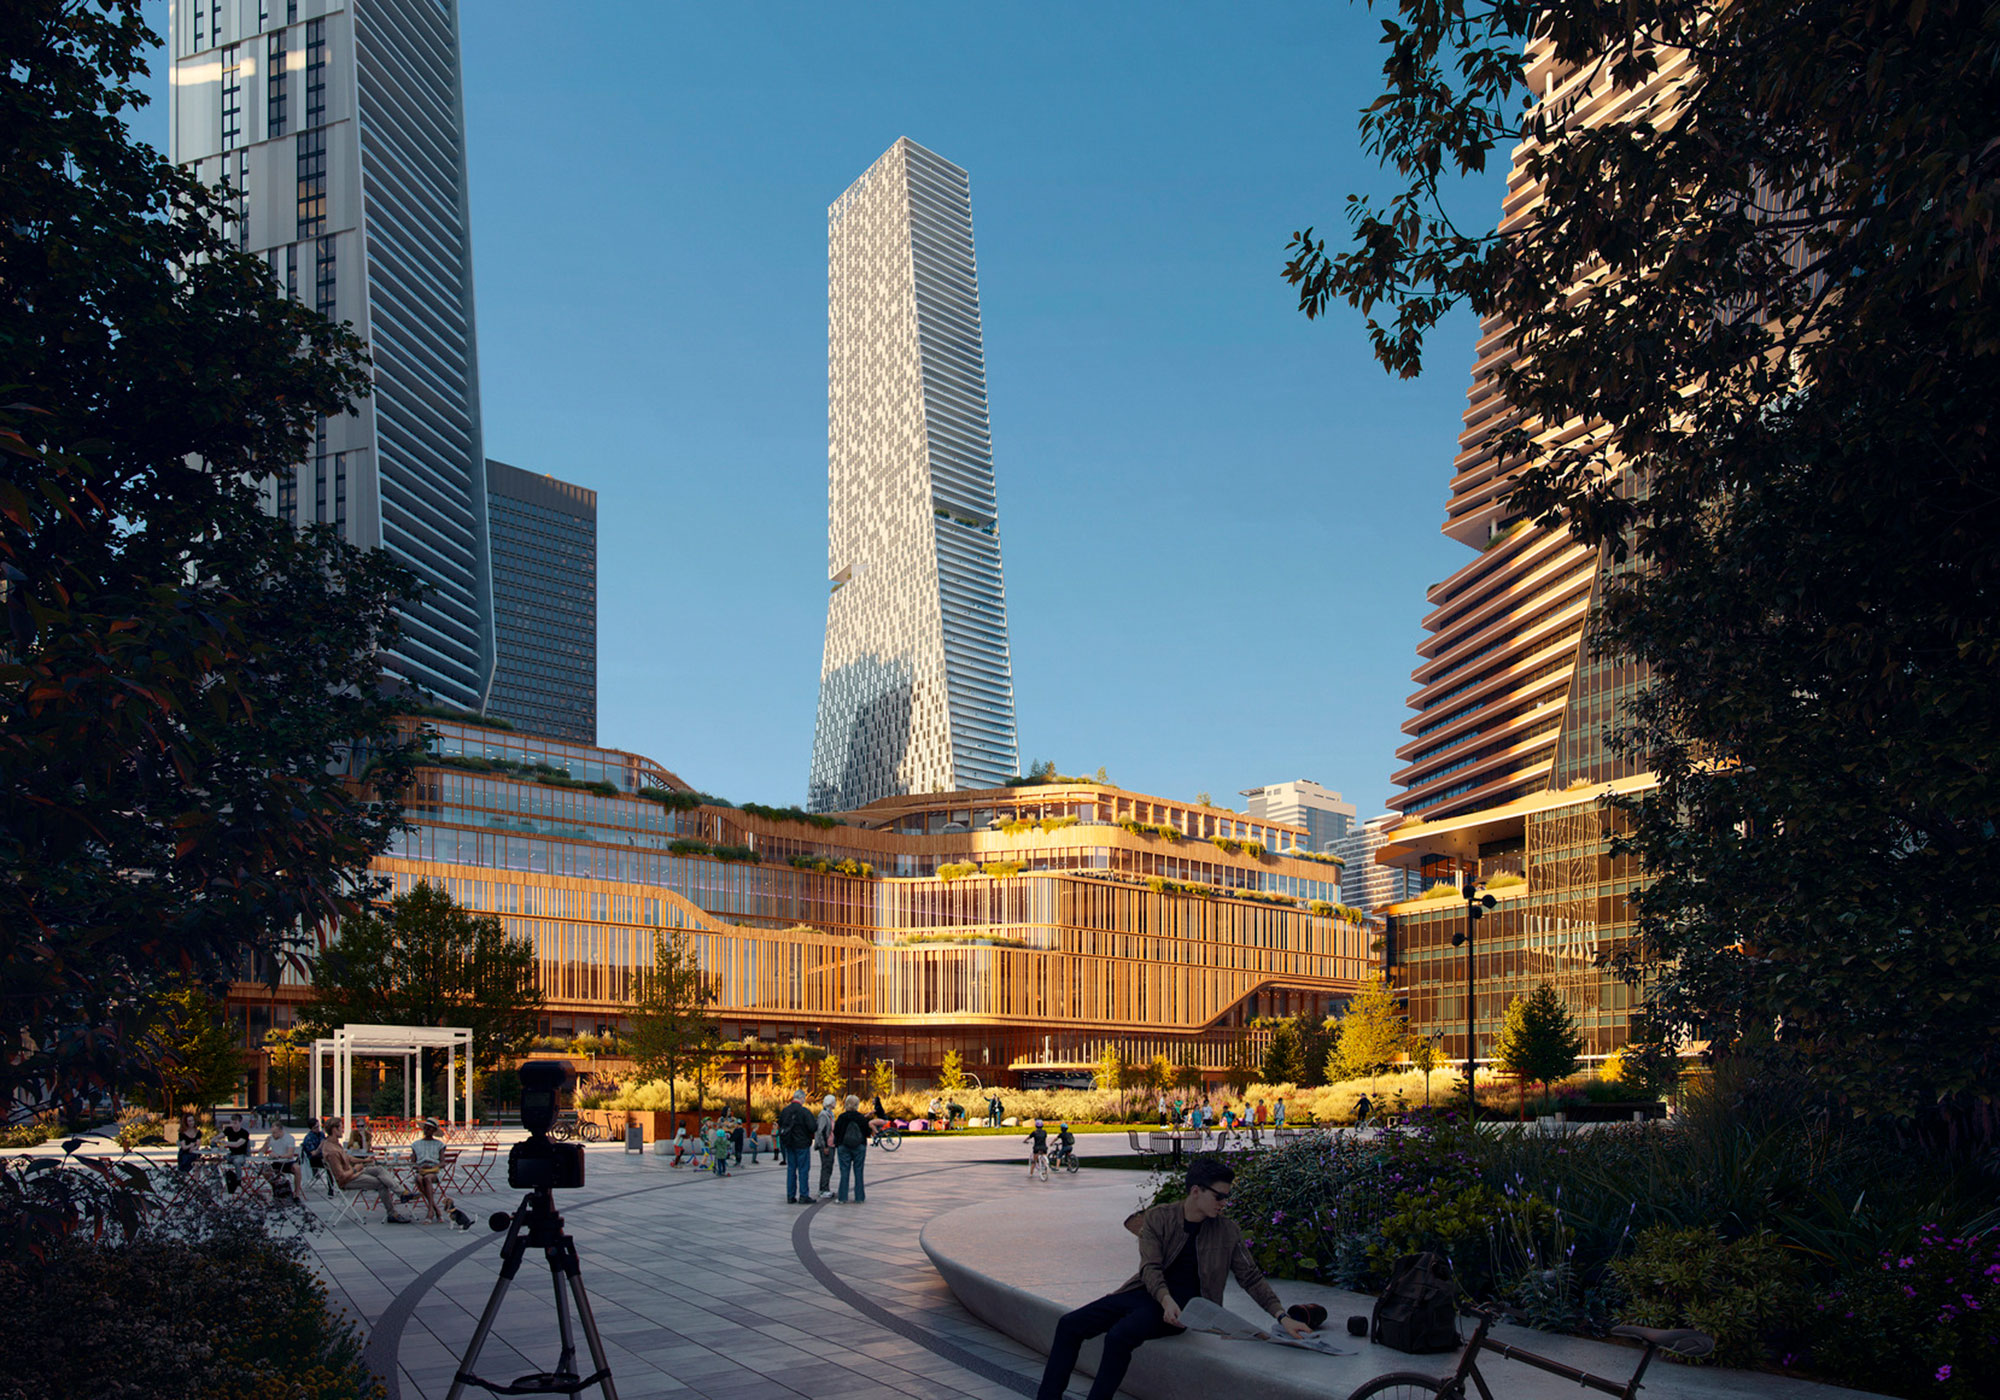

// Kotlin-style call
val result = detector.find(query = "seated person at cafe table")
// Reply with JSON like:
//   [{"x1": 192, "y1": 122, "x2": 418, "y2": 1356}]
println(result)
[{"x1": 319, "y1": 1117, "x2": 413, "y2": 1224}]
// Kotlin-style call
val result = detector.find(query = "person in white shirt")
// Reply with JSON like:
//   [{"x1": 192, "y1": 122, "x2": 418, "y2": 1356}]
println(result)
[{"x1": 261, "y1": 1122, "x2": 302, "y2": 1199}]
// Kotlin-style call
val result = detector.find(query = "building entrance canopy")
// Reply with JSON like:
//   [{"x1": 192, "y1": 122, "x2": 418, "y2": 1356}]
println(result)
[{"x1": 310, "y1": 1024, "x2": 474, "y2": 1130}]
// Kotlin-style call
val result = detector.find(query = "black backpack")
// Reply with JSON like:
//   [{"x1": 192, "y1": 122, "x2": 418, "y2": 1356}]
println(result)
[
  {"x1": 1371, "y1": 1252, "x2": 1462, "y2": 1353},
  {"x1": 840, "y1": 1116, "x2": 865, "y2": 1150}
]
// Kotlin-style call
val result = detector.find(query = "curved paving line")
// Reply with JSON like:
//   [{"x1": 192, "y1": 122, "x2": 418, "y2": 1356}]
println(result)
[
  {"x1": 360, "y1": 1172, "x2": 706, "y2": 1399},
  {"x1": 789, "y1": 1168, "x2": 1038, "y2": 1398}
]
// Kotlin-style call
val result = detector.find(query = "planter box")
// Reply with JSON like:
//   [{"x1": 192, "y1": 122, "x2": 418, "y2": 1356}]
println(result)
[{"x1": 1561, "y1": 1101, "x2": 1666, "y2": 1123}]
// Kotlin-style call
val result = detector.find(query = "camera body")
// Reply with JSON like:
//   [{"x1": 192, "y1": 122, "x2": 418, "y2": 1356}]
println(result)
[{"x1": 509, "y1": 1059, "x2": 585, "y2": 1191}]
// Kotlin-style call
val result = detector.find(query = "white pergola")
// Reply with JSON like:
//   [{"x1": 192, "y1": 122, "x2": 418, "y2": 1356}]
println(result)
[{"x1": 310, "y1": 1024, "x2": 474, "y2": 1130}]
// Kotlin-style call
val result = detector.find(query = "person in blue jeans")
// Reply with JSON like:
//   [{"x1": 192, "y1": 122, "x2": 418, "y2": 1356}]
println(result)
[
  {"x1": 832, "y1": 1094, "x2": 872, "y2": 1202},
  {"x1": 776, "y1": 1089, "x2": 817, "y2": 1203}
]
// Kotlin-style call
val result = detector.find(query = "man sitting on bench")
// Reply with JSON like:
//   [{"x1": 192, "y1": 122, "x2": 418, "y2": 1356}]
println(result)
[
  {"x1": 320, "y1": 1116, "x2": 413, "y2": 1224},
  {"x1": 1035, "y1": 1158, "x2": 1310, "y2": 1400}
]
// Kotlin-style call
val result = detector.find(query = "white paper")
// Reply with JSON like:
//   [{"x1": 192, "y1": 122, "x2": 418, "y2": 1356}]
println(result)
[{"x1": 1176, "y1": 1298, "x2": 1353, "y2": 1355}]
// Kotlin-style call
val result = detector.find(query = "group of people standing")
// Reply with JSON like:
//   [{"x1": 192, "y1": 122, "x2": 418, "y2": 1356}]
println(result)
[
  {"x1": 777, "y1": 1090, "x2": 880, "y2": 1203},
  {"x1": 1157, "y1": 1095, "x2": 1288, "y2": 1130}
]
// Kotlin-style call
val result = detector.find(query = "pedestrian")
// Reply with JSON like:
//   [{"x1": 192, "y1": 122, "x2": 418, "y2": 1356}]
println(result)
[
  {"x1": 1222, "y1": 1104, "x2": 1237, "y2": 1130},
  {"x1": 928, "y1": 1094, "x2": 944, "y2": 1125},
  {"x1": 1025, "y1": 1118, "x2": 1049, "y2": 1181},
  {"x1": 986, "y1": 1092, "x2": 1004, "y2": 1126},
  {"x1": 778, "y1": 1090, "x2": 817, "y2": 1203},
  {"x1": 816, "y1": 1094, "x2": 837, "y2": 1199},
  {"x1": 1274, "y1": 1097, "x2": 1287, "y2": 1129},
  {"x1": 709, "y1": 1119, "x2": 732, "y2": 1178},
  {"x1": 833, "y1": 1094, "x2": 871, "y2": 1203},
  {"x1": 946, "y1": 1099, "x2": 965, "y2": 1128},
  {"x1": 221, "y1": 1112, "x2": 252, "y2": 1192},
  {"x1": 1033, "y1": 1159, "x2": 1312, "y2": 1400},
  {"x1": 175, "y1": 1111, "x2": 201, "y2": 1171},
  {"x1": 729, "y1": 1113, "x2": 746, "y2": 1167},
  {"x1": 1354, "y1": 1093, "x2": 1372, "y2": 1128}
]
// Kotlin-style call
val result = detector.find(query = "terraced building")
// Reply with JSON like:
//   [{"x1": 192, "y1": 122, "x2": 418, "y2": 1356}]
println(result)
[{"x1": 224, "y1": 718, "x2": 1371, "y2": 1102}]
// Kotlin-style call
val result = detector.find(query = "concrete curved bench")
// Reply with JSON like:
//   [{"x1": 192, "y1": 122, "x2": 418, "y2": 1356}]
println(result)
[{"x1": 921, "y1": 1185, "x2": 1880, "y2": 1400}]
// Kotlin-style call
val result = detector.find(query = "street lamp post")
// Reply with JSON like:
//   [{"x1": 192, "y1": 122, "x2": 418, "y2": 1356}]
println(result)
[{"x1": 1452, "y1": 881, "x2": 1497, "y2": 1121}]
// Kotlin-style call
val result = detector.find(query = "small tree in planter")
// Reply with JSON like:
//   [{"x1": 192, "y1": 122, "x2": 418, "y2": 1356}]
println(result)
[
  {"x1": 1407, "y1": 1030, "x2": 1444, "y2": 1107},
  {"x1": 1493, "y1": 984, "x2": 1585, "y2": 1120}
]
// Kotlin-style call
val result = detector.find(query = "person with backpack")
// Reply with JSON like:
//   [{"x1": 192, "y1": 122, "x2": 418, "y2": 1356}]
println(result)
[
  {"x1": 777, "y1": 1090, "x2": 817, "y2": 1203},
  {"x1": 1354, "y1": 1092, "x2": 1373, "y2": 1128},
  {"x1": 1034, "y1": 1159, "x2": 1311, "y2": 1400},
  {"x1": 832, "y1": 1094, "x2": 871, "y2": 1203},
  {"x1": 1024, "y1": 1119, "x2": 1050, "y2": 1181}
]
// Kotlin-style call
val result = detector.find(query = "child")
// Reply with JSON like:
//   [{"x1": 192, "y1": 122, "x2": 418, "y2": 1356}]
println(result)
[
  {"x1": 667, "y1": 1125, "x2": 689, "y2": 1168},
  {"x1": 1024, "y1": 1119, "x2": 1049, "y2": 1181},
  {"x1": 709, "y1": 1121, "x2": 732, "y2": 1177},
  {"x1": 1055, "y1": 1122, "x2": 1076, "y2": 1170}
]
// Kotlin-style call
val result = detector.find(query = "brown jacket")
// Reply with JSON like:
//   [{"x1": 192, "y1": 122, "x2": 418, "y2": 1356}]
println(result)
[{"x1": 1118, "y1": 1201, "x2": 1285, "y2": 1318}]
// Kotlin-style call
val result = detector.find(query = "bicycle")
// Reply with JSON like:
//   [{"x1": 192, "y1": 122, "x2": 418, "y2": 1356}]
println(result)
[
  {"x1": 869, "y1": 1123, "x2": 901, "y2": 1152},
  {"x1": 548, "y1": 1111, "x2": 605, "y2": 1144},
  {"x1": 1049, "y1": 1143, "x2": 1081, "y2": 1174},
  {"x1": 1344, "y1": 1302, "x2": 1714, "y2": 1400}
]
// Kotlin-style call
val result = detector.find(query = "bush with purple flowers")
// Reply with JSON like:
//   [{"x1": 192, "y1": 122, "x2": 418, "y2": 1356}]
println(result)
[{"x1": 1807, "y1": 1226, "x2": 2000, "y2": 1398}]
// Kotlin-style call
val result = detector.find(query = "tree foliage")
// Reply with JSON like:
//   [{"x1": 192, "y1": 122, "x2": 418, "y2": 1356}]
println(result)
[
  {"x1": 1329, "y1": 974, "x2": 1409, "y2": 1088},
  {"x1": 1291, "y1": 0, "x2": 2000, "y2": 1121},
  {"x1": 938, "y1": 1049, "x2": 966, "y2": 1094},
  {"x1": 622, "y1": 929, "x2": 717, "y2": 1117},
  {"x1": 1260, "y1": 1020, "x2": 1307, "y2": 1086},
  {"x1": 868, "y1": 1058, "x2": 895, "y2": 1102},
  {"x1": 0, "y1": 2, "x2": 418, "y2": 1110},
  {"x1": 1492, "y1": 984, "x2": 1586, "y2": 1100},
  {"x1": 131, "y1": 980, "x2": 244, "y2": 1115},
  {"x1": 300, "y1": 882, "x2": 542, "y2": 1073}
]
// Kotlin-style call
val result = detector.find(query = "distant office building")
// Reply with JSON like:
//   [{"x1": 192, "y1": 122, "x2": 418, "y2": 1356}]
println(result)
[
  {"x1": 484, "y1": 461, "x2": 596, "y2": 744},
  {"x1": 808, "y1": 138, "x2": 1019, "y2": 812},
  {"x1": 1240, "y1": 780, "x2": 1357, "y2": 854},
  {"x1": 168, "y1": 0, "x2": 495, "y2": 710},
  {"x1": 1332, "y1": 814, "x2": 1424, "y2": 912}
]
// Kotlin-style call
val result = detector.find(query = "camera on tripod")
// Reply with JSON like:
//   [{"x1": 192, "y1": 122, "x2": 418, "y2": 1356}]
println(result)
[{"x1": 509, "y1": 1060, "x2": 585, "y2": 1191}]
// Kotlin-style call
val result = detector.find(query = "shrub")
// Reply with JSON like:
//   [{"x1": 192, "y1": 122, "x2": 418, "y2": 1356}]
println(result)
[
  {"x1": 115, "y1": 1114, "x2": 166, "y2": 1151},
  {"x1": 981, "y1": 861, "x2": 1023, "y2": 877},
  {"x1": 1485, "y1": 871, "x2": 1526, "y2": 889},
  {"x1": 637, "y1": 785, "x2": 703, "y2": 810},
  {"x1": 1610, "y1": 1225, "x2": 1808, "y2": 1368},
  {"x1": 0, "y1": 1121, "x2": 52, "y2": 1149},
  {"x1": 936, "y1": 862, "x2": 979, "y2": 881},
  {"x1": 1808, "y1": 1226, "x2": 2000, "y2": 1399},
  {"x1": 1211, "y1": 837, "x2": 1242, "y2": 854},
  {"x1": 737, "y1": 802, "x2": 840, "y2": 830},
  {"x1": 1242, "y1": 840, "x2": 1267, "y2": 859}
]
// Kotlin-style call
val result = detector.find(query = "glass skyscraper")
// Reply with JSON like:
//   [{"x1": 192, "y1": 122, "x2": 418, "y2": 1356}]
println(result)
[
  {"x1": 168, "y1": 0, "x2": 495, "y2": 710},
  {"x1": 485, "y1": 460, "x2": 597, "y2": 744},
  {"x1": 808, "y1": 139, "x2": 1019, "y2": 812}
]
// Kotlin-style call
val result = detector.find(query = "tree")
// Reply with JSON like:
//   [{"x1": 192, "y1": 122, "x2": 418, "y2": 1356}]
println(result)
[
  {"x1": 868, "y1": 1059, "x2": 895, "y2": 1102},
  {"x1": 1224, "y1": 1032, "x2": 1257, "y2": 1096},
  {"x1": 1407, "y1": 1031, "x2": 1444, "y2": 1108},
  {"x1": 1287, "y1": 2, "x2": 2000, "y2": 1126},
  {"x1": 776, "y1": 1045, "x2": 806, "y2": 1096},
  {"x1": 1492, "y1": 985, "x2": 1586, "y2": 1116},
  {"x1": 131, "y1": 980, "x2": 244, "y2": 1116},
  {"x1": 1260, "y1": 1020, "x2": 1306, "y2": 1087},
  {"x1": 1296, "y1": 1014, "x2": 1338, "y2": 1090},
  {"x1": 938, "y1": 1049, "x2": 966, "y2": 1094},
  {"x1": 1145, "y1": 1053, "x2": 1177, "y2": 1100},
  {"x1": 817, "y1": 1053, "x2": 846, "y2": 1103},
  {"x1": 1329, "y1": 975, "x2": 1410, "y2": 1093},
  {"x1": 1, "y1": 2, "x2": 418, "y2": 1113},
  {"x1": 621, "y1": 929, "x2": 717, "y2": 1118},
  {"x1": 263, "y1": 1026, "x2": 312, "y2": 1109},
  {"x1": 1194, "y1": 791, "x2": 1212, "y2": 808},
  {"x1": 301, "y1": 882, "x2": 543, "y2": 1086},
  {"x1": 1173, "y1": 1061, "x2": 1205, "y2": 1094}
]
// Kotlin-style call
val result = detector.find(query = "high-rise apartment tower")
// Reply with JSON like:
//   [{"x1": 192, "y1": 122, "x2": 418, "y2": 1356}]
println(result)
[
  {"x1": 485, "y1": 460, "x2": 597, "y2": 744},
  {"x1": 168, "y1": 0, "x2": 495, "y2": 710},
  {"x1": 808, "y1": 139, "x2": 1019, "y2": 811},
  {"x1": 1240, "y1": 780, "x2": 1357, "y2": 854}
]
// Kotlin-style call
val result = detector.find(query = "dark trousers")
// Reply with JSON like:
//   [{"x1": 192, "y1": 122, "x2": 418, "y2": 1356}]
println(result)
[
  {"x1": 817, "y1": 1146, "x2": 833, "y2": 1193},
  {"x1": 1036, "y1": 1288, "x2": 1182, "y2": 1400},
  {"x1": 784, "y1": 1146, "x2": 810, "y2": 1200},
  {"x1": 836, "y1": 1142, "x2": 865, "y2": 1201}
]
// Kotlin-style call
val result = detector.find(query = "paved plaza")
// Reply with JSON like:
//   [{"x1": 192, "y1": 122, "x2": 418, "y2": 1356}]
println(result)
[{"x1": 307, "y1": 1132, "x2": 1155, "y2": 1400}]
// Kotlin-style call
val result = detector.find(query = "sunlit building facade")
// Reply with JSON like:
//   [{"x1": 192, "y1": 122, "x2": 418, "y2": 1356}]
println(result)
[
  {"x1": 1378, "y1": 42, "x2": 1688, "y2": 1062},
  {"x1": 226, "y1": 719, "x2": 1373, "y2": 1101},
  {"x1": 167, "y1": 0, "x2": 496, "y2": 710},
  {"x1": 809, "y1": 138, "x2": 1019, "y2": 811}
]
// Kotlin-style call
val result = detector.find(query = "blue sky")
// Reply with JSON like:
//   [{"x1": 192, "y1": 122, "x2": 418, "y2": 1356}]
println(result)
[{"x1": 138, "y1": 3, "x2": 1505, "y2": 815}]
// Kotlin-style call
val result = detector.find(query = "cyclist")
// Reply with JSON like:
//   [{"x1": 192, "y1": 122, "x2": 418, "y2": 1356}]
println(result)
[
  {"x1": 1054, "y1": 1122, "x2": 1077, "y2": 1171},
  {"x1": 1025, "y1": 1118, "x2": 1050, "y2": 1181}
]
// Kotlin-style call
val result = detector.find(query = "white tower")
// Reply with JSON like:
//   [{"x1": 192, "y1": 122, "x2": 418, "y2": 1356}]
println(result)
[{"x1": 808, "y1": 139, "x2": 1019, "y2": 811}]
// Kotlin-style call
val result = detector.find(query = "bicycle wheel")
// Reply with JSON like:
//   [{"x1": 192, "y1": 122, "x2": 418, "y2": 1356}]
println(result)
[
  {"x1": 1345, "y1": 1373, "x2": 1453, "y2": 1400},
  {"x1": 579, "y1": 1120, "x2": 605, "y2": 1143},
  {"x1": 1063, "y1": 1154, "x2": 1080, "y2": 1173},
  {"x1": 876, "y1": 1129, "x2": 901, "y2": 1151}
]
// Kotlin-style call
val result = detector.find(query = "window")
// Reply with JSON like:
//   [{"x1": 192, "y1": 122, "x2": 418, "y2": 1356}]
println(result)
[
  {"x1": 313, "y1": 424, "x2": 327, "y2": 523},
  {"x1": 276, "y1": 465, "x2": 297, "y2": 523},
  {"x1": 220, "y1": 46, "x2": 242, "y2": 149},
  {"x1": 304, "y1": 19, "x2": 327, "y2": 128},
  {"x1": 258, "y1": 0, "x2": 270, "y2": 31},
  {"x1": 235, "y1": 152, "x2": 250, "y2": 250},
  {"x1": 295, "y1": 129, "x2": 325, "y2": 237},
  {"x1": 285, "y1": 242, "x2": 298, "y2": 299},
  {"x1": 266, "y1": 31, "x2": 287, "y2": 137},
  {"x1": 193, "y1": 3, "x2": 204, "y2": 50},
  {"x1": 315, "y1": 234, "x2": 336, "y2": 319},
  {"x1": 334, "y1": 453, "x2": 347, "y2": 532}
]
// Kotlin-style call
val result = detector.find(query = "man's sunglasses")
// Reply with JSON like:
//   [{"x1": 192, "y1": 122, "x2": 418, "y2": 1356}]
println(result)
[{"x1": 1203, "y1": 1184, "x2": 1233, "y2": 1201}]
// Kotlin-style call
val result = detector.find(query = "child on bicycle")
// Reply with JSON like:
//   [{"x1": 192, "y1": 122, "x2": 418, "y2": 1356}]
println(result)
[
  {"x1": 1025, "y1": 1119, "x2": 1049, "y2": 1181},
  {"x1": 1055, "y1": 1121, "x2": 1076, "y2": 1169}
]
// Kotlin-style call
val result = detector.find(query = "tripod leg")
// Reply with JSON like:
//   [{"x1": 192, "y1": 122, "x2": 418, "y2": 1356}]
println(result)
[
  {"x1": 446, "y1": 1205, "x2": 530, "y2": 1400},
  {"x1": 548, "y1": 1241, "x2": 579, "y2": 1383},
  {"x1": 558, "y1": 1248, "x2": 620, "y2": 1400}
]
